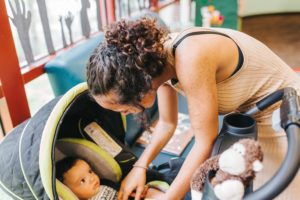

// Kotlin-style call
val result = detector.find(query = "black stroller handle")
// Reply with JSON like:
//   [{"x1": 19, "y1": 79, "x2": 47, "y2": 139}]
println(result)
[
  {"x1": 244, "y1": 87, "x2": 300, "y2": 200},
  {"x1": 244, "y1": 89, "x2": 284, "y2": 116}
]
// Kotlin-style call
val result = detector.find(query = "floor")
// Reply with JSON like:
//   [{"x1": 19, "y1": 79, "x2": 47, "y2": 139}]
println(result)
[{"x1": 242, "y1": 13, "x2": 300, "y2": 68}]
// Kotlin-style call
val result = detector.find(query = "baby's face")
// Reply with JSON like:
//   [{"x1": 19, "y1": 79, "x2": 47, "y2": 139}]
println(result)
[{"x1": 63, "y1": 159, "x2": 100, "y2": 199}]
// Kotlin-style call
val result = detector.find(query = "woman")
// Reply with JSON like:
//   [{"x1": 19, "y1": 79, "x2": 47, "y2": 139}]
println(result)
[{"x1": 86, "y1": 18, "x2": 300, "y2": 200}]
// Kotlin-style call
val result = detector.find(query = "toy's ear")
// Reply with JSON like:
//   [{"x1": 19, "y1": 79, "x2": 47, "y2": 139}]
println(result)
[{"x1": 252, "y1": 160, "x2": 263, "y2": 172}]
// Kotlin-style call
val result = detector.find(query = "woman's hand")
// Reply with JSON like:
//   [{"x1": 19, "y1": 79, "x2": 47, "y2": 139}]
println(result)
[
  {"x1": 118, "y1": 166, "x2": 147, "y2": 200},
  {"x1": 130, "y1": 187, "x2": 165, "y2": 200},
  {"x1": 144, "y1": 188, "x2": 165, "y2": 200}
]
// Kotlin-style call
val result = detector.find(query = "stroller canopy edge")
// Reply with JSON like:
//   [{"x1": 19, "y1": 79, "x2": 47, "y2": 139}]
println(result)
[
  {"x1": 0, "y1": 180, "x2": 23, "y2": 200},
  {"x1": 39, "y1": 82, "x2": 88, "y2": 199},
  {"x1": 19, "y1": 119, "x2": 39, "y2": 200}
]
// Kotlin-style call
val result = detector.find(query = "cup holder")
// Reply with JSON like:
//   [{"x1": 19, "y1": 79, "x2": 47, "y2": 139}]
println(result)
[{"x1": 220, "y1": 113, "x2": 257, "y2": 136}]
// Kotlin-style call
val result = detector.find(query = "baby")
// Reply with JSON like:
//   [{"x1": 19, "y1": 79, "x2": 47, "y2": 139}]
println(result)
[{"x1": 56, "y1": 157, "x2": 163, "y2": 200}]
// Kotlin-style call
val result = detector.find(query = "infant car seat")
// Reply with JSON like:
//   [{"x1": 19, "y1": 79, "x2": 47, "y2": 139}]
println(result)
[{"x1": 0, "y1": 82, "x2": 168, "y2": 200}]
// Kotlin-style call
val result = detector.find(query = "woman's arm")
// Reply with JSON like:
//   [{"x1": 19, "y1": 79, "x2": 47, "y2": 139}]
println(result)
[
  {"x1": 136, "y1": 83, "x2": 179, "y2": 168},
  {"x1": 119, "y1": 84, "x2": 178, "y2": 200},
  {"x1": 164, "y1": 35, "x2": 220, "y2": 199}
]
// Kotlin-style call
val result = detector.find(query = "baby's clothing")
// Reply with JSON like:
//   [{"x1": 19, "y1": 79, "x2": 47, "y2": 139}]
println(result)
[
  {"x1": 89, "y1": 179, "x2": 118, "y2": 200},
  {"x1": 89, "y1": 185, "x2": 118, "y2": 200}
]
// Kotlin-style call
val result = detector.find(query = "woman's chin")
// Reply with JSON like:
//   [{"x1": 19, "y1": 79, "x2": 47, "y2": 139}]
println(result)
[{"x1": 144, "y1": 99, "x2": 156, "y2": 109}]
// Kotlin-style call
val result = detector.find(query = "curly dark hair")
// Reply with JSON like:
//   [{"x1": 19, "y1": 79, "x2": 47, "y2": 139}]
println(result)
[
  {"x1": 86, "y1": 18, "x2": 169, "y2": 107},
  {"x1": 55, "y1": 157, "x2": 79, "y2": 183}
]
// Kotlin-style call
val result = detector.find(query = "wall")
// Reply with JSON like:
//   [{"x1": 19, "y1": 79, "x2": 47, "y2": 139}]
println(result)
[{"x1": 239, "y1": 0, "x2": 300, "y2": 17}]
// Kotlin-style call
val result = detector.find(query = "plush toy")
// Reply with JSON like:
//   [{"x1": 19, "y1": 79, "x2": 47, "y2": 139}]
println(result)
[{"x1": 191, "y1": 139, "x2": 263, "y2": 200}]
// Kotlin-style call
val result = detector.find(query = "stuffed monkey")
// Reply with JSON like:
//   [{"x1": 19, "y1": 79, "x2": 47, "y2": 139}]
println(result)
[{"x1": 191, "y1": 139, "x2": 263, "y2": 200}]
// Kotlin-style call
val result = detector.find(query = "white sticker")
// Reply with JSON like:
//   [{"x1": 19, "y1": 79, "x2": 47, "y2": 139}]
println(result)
[{"x1": 84, "y1": 122, "x2": 122, "y2": 157}]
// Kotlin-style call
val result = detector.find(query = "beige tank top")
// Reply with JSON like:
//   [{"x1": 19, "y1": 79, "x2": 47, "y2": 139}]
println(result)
[{"x1": 167, "y1": 27, "x2": 300, "y2": 125}]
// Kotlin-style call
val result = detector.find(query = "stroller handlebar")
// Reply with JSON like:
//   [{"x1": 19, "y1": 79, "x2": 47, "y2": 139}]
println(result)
[
  {"x1": 245, "y1": 89, "x2": 284, "y2": 116},
  {"x1": 245, "y1": 87, "x2": 300, "y2": 200}
]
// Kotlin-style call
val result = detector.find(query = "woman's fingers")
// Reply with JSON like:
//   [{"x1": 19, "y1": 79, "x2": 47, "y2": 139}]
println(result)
[
  {"x1": 118, "y1": 183, "x2": 134, "y2": 200},
  {"x1": 141, "y1": 186, "x2": 149, "y2": 197},
  {"x1": 122, "y1": 189, "x2": 130, "y2": 200},
  {"x1": 118, "y1": 185, "x2": 147, "y2": 200},
  {"x1": 118, "y1": 182, "x2": 128, "y2": 200},
  {"x1": 117, "y1": 186, "x2": 123, "y2": 200},
  {"x1": 134, "y1": 186, "x2": 145, "y2": 200},
  {"x1": 118, "y1": 167, "x2": 147, "y2": 200},
  {"x1": 118, "y1": 186, "x2": 129, "y2": 200}
]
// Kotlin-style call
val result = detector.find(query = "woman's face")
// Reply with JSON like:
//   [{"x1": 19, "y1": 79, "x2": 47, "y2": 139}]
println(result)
[{"x1": 93, "y1": 90, "x2": 156, "y2": 115}]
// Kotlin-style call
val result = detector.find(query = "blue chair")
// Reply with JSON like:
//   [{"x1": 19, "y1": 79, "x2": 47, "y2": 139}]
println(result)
[{"x1": 45, "y1": 35, "x2": 104, "y2": 96}]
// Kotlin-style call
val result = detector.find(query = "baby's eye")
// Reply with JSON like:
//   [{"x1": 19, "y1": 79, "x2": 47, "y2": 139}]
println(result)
[
  {"x1": 89, "y1": 169, "x2": 92, "y2": 174},
  {"x1": 80, "y1": 179, "x2": 85, "y2": 184}
]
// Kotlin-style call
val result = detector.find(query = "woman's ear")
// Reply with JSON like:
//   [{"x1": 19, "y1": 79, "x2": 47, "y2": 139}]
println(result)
[{"x1": 140, "y1": 89, "x2": 157, "y2": 108}]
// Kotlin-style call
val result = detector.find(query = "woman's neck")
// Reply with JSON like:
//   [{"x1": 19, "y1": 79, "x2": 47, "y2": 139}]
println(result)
[
  {"x1": 152, "y1": 59, "x2": 176, "y2": 90},
  {"x1": 151, "y1": 38, "x2": 177, "y2": 90}
]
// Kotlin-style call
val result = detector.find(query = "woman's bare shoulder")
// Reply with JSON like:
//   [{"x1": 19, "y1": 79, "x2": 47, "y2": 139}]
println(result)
[{"x1": 169, "y1": 27, "x2": 198, "y2": 42}]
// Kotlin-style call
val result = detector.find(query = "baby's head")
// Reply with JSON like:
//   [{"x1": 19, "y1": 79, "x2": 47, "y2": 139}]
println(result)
[{"x1": 56, "y1": 157, "x2": 100, "y2": 200}]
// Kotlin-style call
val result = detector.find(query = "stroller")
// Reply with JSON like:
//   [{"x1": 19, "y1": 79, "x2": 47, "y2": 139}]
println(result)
[
  {"x1": 201, "y1": 87, "x2": 300, "y2": 199},
  {"x1": 0, "y1": 83, "x2": 169, "y2": 200}
]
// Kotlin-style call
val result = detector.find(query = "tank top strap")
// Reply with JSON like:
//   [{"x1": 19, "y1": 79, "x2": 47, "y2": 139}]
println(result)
[{"x1": 172, "y1": 31, "x2": 230, "y2": 56}]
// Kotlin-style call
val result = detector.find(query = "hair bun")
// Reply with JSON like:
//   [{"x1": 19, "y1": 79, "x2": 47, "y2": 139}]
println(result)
[{"x1": 104, "y1": 18, "x2": 168, "y2": 76}]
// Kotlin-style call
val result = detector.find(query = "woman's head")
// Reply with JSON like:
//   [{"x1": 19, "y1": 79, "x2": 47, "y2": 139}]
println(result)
[{"x1": 86, "y1": 18, "x2": 168, "y2": 114}]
